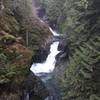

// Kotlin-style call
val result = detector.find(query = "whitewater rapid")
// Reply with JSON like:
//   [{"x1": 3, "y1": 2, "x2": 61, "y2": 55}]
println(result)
[{"x1": 30, "y1": 41, "x2": 60, "y2": 75}]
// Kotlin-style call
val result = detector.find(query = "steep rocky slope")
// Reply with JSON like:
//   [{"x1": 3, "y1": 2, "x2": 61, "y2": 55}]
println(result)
[{"x1": 0, "y1": 0, "x2": 52, "y2": 99}]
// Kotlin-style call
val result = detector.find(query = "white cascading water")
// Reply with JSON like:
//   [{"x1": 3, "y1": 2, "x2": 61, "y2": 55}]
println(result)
[
  {"x1": 30, "y1": 28, "x2": 60, "y2": 75},
  {"x1": 30, "y1": 27, "x2": 61, "y2": 100},
  {"x1": 49, "y1": 27, "x2": 60, "y2": 36},
  {"x1": 31, "y1": 42, "x2": 60, "y2": 75}
]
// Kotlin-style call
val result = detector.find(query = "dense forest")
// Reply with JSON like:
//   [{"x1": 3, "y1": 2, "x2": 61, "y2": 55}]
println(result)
[
  {"x1": 0, "y1": 0, "x2": 100, "y2": 100},
  {"x1": 37, "y1": 0, "x2": 100, "y2": 100}
]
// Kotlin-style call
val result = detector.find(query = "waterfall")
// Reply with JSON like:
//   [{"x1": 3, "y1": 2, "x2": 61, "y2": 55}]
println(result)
[
  {"x1": 30, "y1": 41, "x2": 60, "y2": 75},
  {"x1": 49, "y1": 27, "x2": 60, "y2": 36},
  {"x1": 30, "y1": 27, "x2": 61, "y2": 100}
]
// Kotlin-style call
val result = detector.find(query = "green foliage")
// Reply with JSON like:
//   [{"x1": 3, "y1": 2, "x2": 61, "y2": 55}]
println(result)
[
  {"x1": 0, "y1": 48, "x2": 20, "y2": 62},
  {"x1": 0, "y1": 62, "x2": 28, "y2": 84},
  {"x1": 60, "y1": 0, "x2": 100, "y2": 99},
  {"x1": 0, "y1": 9, "x2": 20, "y2": 34},
  {"x1": 0, "y1": 53, "x2": 7, "y2": 63},
  {"x1": 38, "y1": 0, "x2": 100, "y2": 99},
  {"x1": 0, "y1": 49, "x2": 28, "y2": 84}
]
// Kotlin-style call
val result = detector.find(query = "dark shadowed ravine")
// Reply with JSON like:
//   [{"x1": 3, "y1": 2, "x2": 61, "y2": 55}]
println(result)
[{"x1": 30, "y1": 27, "x2": 61, "y2": 100}]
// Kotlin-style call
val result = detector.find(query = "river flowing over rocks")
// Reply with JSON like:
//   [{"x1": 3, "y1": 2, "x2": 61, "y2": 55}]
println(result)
[{"x1": 31, "y1": 27, "x2": 62, "y2": 100}]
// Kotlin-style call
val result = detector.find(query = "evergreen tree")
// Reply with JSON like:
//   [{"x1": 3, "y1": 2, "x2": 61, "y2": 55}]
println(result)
[{"x1": 38, "y1": 0, "x2": 100, "y2": 99}]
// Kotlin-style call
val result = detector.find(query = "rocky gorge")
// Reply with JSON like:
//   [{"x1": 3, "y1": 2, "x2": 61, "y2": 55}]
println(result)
[{"x1": 1, "y1": 0, "x2": 100, "y2": 100}]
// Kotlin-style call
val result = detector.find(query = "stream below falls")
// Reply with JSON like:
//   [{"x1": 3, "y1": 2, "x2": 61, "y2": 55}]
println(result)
[{"x1": 30, "y1": 28, "x2": 61, "y2": 100}]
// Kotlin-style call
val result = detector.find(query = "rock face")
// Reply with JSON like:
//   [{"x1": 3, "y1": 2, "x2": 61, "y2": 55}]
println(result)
[
  {"x1": 54, "y1": 38, "x2": 68, "y2": 79},
  {"x1": 22, "y1": 72, "x2": 49, "y2": 100},
  {"x1": 31, "y1": 47, "x2": 50, "y2": 63},
  {"x1": 0, "y1": 0, "x2": 52, "y2": 99}
]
